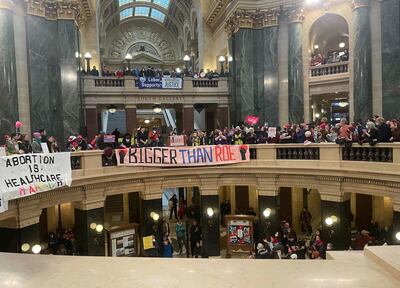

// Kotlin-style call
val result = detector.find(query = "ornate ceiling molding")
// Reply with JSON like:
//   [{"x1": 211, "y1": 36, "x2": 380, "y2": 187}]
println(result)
[
  {"x1": 108, "y1": 26, "x2": 176, "y2": 61},
  {"x1": 25, "y1": 0, "x2": 92, "y2": 26},
  {"x1": 287, "y1": 6, "x2": 305, "y2": 23},
  {"x1": 225, "y1": 8, "x2": 280, "y2": 37}
]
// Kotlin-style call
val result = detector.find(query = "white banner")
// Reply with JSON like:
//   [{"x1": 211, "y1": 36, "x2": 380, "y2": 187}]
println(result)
[
  {"x1": 0, "y1": 153, "x2": 72, "y2": 213},
  {"x1": 162, "y1": 77, "x2": 183, "y2": 89}
]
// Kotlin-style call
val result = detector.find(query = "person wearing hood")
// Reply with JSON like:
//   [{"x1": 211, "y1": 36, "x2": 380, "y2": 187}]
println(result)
[{"x1": 31, "y1": 132, "x2": 43, "y2": 153}]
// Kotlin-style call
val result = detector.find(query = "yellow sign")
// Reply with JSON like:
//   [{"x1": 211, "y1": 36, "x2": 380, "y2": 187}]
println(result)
[{"x1": 143, "y1": 235, "x2": 154, "y2": 250}]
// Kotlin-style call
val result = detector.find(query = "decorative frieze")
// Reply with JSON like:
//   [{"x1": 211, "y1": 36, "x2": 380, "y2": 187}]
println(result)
[
  {"x1": 225, "y1": 8, "x2": 280, "y2": 36},
  {"x1": 25, "y1": 0, "x2": 92, "y2": 26},
  {"x1": 350, "y1": 0, "x2": 371, "y2": 10}
]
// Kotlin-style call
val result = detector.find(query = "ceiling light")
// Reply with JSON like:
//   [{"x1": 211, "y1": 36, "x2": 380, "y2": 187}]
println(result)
[
  {"x1": 338, "y1": 102, "x2": 349, "y2": 108},
  {"x1": 183, "y1": 55, "x2": 190, "y2": 62},
  {"x1": 108, "y1": 106, "x2": 117, "y2": 114},
  {"x1": 153, "y1": 105, "x2": 162, "y2": 113},
  {"x1": 32, "y1": 244, "x2": 42, "y2": 254},
  {"x1": 207, "y1": 207, "x2": 214, "y2": 217},
  {"x1": 144, "y1": 119, "x2": 150, "y2": 124},
  {"x1": 339, "y1": 42, "x2": 346, "y2": 48}
]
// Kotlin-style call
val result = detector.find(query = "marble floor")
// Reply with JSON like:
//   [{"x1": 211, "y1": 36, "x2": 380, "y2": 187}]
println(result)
[{"x1": 0, "y1": 246, "x2": 399, "y2": 288}]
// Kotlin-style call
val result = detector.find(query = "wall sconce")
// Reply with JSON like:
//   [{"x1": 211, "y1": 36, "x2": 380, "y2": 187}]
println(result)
[
  {"x1": 207, "y1": 207, "x2": 214, "y2": 217},
  {"x1": 90, "y1": 222, "x2": 104, "y2": 233},
  {"x1": 339, "y1": 42, "x2": 346, "y2": 48},
  {"x1": 21, "y1": 243, "x2": 30, "y2": 253},
  {"x1": 263, "y1": 208, "x2": 272, "y2": 218},
  {"x1": 395, "y1": 232, "x2": 400, "y2": 241},
  {"x1": 176, "y1": 67, "x2": 182, "y2": 74},
  {"x1": 325, "y1": 215, "x2": 337, "y2": 227},
  {"x1": 31, "y1": 244, "x2": 42, "y2": 254},
  {"x1": 228, "y1": 56, "x2": 233, "y2": 62},
  {"x1": 150, "y1": 212, "x2": 160, "y2": 222}
]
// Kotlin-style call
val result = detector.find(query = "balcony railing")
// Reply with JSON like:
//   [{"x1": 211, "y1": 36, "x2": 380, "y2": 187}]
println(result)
[
  {"x1": 69, "y1": 143, "x2": 400, "y2": 175},
  {"x1": 84, "y1": 76, "x2": 227, "y2": 90},
  {"x1": 310, "y1": 61, "x2": 349, "y2": 77},
  {"x1": 192, "y1": 79, "x2": 219, "y2": 88},
  {"x1": 94, "y1": 78, "x2": 125, "y2": 87}
]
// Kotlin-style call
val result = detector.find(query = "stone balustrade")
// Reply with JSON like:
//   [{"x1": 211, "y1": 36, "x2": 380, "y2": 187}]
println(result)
[
  {"x1": 3, "y1": 143, "x2": 400, "y2": 222},
  {"x1": 310, "y1": 61, "x2": 349, "y2": 77}
]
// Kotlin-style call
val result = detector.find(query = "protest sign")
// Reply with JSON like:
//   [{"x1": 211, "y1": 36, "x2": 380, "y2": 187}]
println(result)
[
  {"x1": 169, "y1": 135, "x2": 185, "y2": 147},
  {"x1": 245, "y1": 116, "x2": 259, "y2": 125},
  {"x1": 117, "y1": 145, "x2": 250, "y2": 167},
  {"x1": 0, "y1": 153, "x2": 72, "y2": 213}
]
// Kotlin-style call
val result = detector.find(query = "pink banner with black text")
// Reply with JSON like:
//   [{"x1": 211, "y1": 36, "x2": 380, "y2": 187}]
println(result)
[{"x1": 116, "y1": 145, "x2": 250, "y2": 167}]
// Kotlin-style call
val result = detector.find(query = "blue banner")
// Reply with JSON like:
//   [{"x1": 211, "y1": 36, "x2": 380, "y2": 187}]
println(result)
[{"x1": 137, "y1": 77, "x2": 183, "y2": 89}]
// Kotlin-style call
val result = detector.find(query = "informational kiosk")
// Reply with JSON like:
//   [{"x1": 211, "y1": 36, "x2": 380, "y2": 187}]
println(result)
[{"x1": 107, "y1": 223, "x2": 139, "y2": 257}]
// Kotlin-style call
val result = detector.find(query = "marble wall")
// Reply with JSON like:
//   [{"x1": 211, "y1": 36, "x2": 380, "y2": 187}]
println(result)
[
  {"x1": 381, "y1": 0, "x2": 400, "y2": 119},
  {"x1": 230, "y1": 27, "x2": 279, "y2": 126},
  {"x1": 0, "y1": 9, "x2": 18, "y2": 143},
  {"x1": 288, "y1": 22, "x2": 304, "y2": 124},
  {"x1": 27, "y1": 16, "x2": 81, "y2": 145}
]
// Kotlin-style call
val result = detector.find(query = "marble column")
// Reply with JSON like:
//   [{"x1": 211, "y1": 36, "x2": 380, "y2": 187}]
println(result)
[
  {"x1": 258, "y1": 195, "x2": 280, "y2": 239},
  {"x1": 321, "y1": 199, "x2": 352, "y2": 250},
  {"x1": 352, "y1": 0, "x2": 372, "y2": 122},
  {"x1": 0, "y1": 7, "x2": 18, "y2": 143},
  {"x1": 125, "y1": 105, "x2": 137, "y2": 136},
  {"x1": 288, "y1": 9, "x2": 304, "y2": 124},
  {"x1": 380, "y1": 0, "x2": 400, "y2": 119},
  {"x1": 27, "y1": 16, "x2": 81, "y2": 145},
  {"x1": 200, "y1": 193, "x2": 220, "y2": 256},
  {"x1": 234, "y1": 29, "x2": 255, "y2": 124},
  {"x1": 182, "y1": 105, "x2": 194, "y2": 133},
  {"x1": 261, "y1": 26, "x2": 279, "y2": 126},
  {"x1": 0, "y1": 223, "x2": 40, "y2": 253},
  {"x1": 140, "y1": 197, "x2": 163, "y2": 257},
  {"x1": 128, "y1": 192, "x2": 141, "y2": 224},
  {"x1": 391, "y1": 199, "x2": 400, "y2": 245},
  {"x1": 85, "y1": 107, "x2": 98, "y2": 141},
  {"x1": 228, "y1": 36, "x2": 237, "y2": 125},
  {"x1": 216, "y1": 105, "x2": 229, "y2": 129},
  {"x1": 74, "y1": 207, "x2": 105, "y2": 256}
]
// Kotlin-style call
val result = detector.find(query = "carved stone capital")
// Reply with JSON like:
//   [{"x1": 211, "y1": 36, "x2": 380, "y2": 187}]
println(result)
[
  {"x1": 25, "y1": 0, "x2": 92, "y2": 26},
  {"x1": 351, "y1": 0, "x2": 371, "y2": 10},
  {"x1": 225, "y1": 8, "x2": 280, "y2": 37},
  {"x1": 287, "y1": 7, "x2": 305, "y2": 24}
]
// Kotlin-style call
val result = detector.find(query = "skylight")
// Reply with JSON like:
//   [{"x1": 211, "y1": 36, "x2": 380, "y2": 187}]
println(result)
[
  {"x1": 151, "y1": 9, "x2": 166, "y2": 22},
  {"x1": 118, "y1": 0, "x2": 133, "y2": 6},
  {"x1": 135, "y1": 6, "x2": 150, "y2": 16},
  {"x1": 153, "y1": 0, "x2": 170, "y2": 9},
  {"x1": 120, "y1": 8, "x2": 133, "y2": 20}
]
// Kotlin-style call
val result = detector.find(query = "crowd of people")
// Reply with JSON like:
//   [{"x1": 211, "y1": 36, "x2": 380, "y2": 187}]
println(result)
[
  {"x1": 85, "y1": 65, "x2": 223, "y2": 80},
  {"x1": 4, "y1": 115, "x2": 400, "y2": 158},
  {"x1": 310, "y1": 49, "x2": 349, "y2": 66}
]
